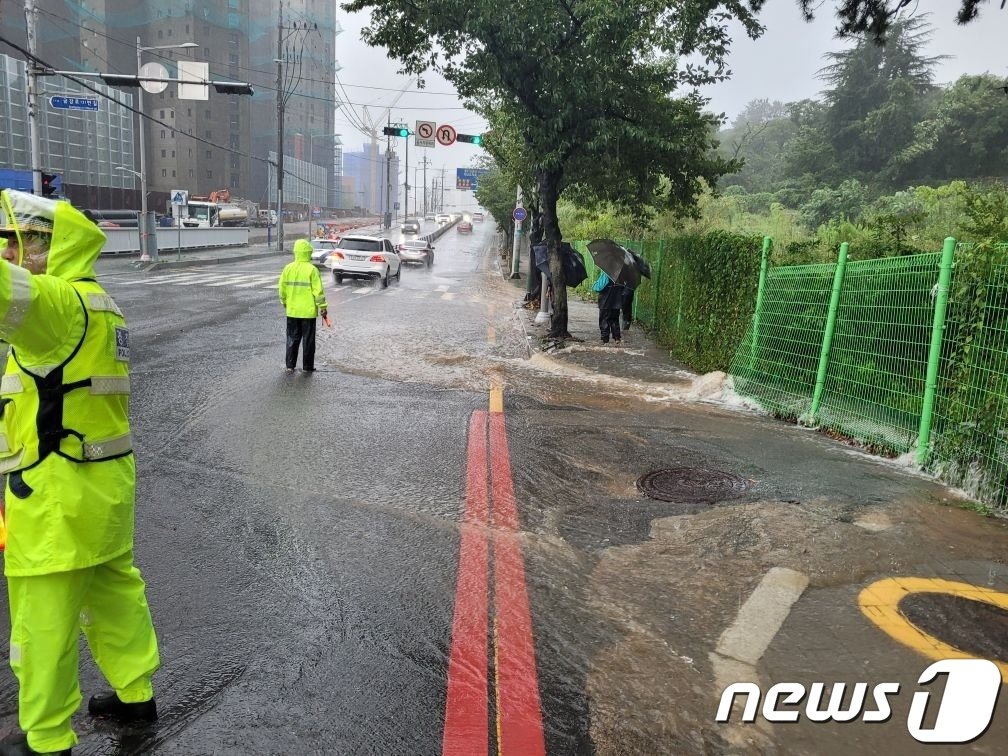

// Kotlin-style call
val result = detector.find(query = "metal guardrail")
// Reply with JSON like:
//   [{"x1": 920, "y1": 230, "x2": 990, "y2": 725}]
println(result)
[{"x1": 101, "y1": 226, "x2": 249, "y2": 255}]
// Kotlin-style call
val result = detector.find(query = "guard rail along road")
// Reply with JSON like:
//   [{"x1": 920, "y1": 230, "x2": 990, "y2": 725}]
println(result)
[{"x1": 101, "y1": 226, "x2": 249, "y2": 255}]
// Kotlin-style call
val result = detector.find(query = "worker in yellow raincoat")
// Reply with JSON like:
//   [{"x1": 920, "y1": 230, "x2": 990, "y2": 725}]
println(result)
[
  {"x1": 0, "y1": 190, "x2": 160, "y2": 756},
  {"x1": 278, "y1": 238, "x2": 328, "y2": 373}
]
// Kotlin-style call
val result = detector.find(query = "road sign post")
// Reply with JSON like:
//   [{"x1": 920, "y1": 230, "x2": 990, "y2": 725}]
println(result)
[
  {"x1": 436, "y1": 124, "x2": 457, "y2": 146},
  {"x1": 171, "y1": 189, "x2": 187, "y2": 261},
  {"x1": 416, "y1": 120, "x2": 435, "y2": 148}
]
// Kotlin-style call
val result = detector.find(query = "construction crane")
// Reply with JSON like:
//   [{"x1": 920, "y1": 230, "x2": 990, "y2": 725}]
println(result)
[{"x1": 338, "y1": 76, "x2": 420, "y2": 213}]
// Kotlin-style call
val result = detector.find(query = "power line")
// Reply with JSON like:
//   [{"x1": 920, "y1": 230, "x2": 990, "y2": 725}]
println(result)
[
  {"x1": 0, "y1": 34, "x2": 326, "y2": 192},
  {"x1": 34, "y1": 7, "x2": 463, "y2": 96}
]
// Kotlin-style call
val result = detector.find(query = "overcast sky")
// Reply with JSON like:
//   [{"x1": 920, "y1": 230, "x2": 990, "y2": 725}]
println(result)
[{"x1": 331, "y1": 1, "x2": 1004, "y2": 201}]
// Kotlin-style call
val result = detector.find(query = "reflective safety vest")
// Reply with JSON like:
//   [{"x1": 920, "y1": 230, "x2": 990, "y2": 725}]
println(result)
[{"x1": 0, "y1": 279, "x2": 131, "y2": 492}]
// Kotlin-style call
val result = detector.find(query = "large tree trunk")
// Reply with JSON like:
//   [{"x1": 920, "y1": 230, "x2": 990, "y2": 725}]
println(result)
[{"x1": 539, "y1": 169, "x2": 570, "y2": 338}]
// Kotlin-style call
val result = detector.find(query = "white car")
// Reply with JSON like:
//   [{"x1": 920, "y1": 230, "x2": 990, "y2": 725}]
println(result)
[
  {"x1": 327, "y1": 234, "x2": 401, "y2": 288},
  {"x1": 435, "y1": 213, "x2": 451, "y2": 224}
]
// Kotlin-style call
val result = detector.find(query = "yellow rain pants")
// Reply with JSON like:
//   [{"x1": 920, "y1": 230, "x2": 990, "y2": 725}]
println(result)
[{"x1": 7, "y1": 550, "x2": 160, "y2": 753}]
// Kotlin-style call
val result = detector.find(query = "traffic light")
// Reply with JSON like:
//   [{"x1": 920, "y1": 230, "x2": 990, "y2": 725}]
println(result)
[
  {"x1": 382, "y1": 126, "x2": 409, "y2": 137},
  {"x1": 40, "y1": 172, "x2": 57, "y2": 197},
  {"x1": 456, "y1": 133, "x2": 484, "y2": 145}
]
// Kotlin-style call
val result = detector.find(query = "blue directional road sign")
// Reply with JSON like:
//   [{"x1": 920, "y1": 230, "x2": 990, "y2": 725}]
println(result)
[
  {"x1": 512, "y1": 206, "x2": 528, "y2": 223},
  {"x1": 456, "y1": 167, "x2": 489, "y2": 191},
  {"x1": 49, "y1": 95, "x2": 99, "y2": 111}
]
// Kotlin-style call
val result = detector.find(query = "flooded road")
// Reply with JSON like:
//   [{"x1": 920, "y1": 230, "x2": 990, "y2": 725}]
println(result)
[{"x1": 1, "y1": 221, "x2": 1005, "y2": 754}]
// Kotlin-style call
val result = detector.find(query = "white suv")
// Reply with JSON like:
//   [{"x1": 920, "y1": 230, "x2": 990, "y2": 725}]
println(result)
[{"x1": 327, "y1": 234, "x2": 401, "y2": 288}]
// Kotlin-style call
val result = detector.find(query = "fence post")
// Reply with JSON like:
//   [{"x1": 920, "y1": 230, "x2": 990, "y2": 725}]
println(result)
[
  {"x1": 807, "y1": 242, "x2": 849, "y2": 423},
  {"x1": 651, "y1": 239, "x2": 665, "y2": 328},
  {"x1": 747, "y1": 236, "x2": 773, "y2": 372},
  {"x1": 915, "y1": 237, "x2": 957, "y2": 465}
]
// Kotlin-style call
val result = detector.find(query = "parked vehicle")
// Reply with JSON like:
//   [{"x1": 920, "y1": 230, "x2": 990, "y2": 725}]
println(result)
[
  {"x1": 255, "y1": 209, "x2": 277, "y2": 227},
  {"x1": 401, "y1": 218, "x2": 421, "y2": 234},
  {"x1": 457, "y1": 221, "x2": 473, "y2": 233},
  {"x1": 327, "y1": 234, "x2": 401, "y2": 288},
  {"x1": 396, "y1": 239, "x2": 435, "y2": 267}
]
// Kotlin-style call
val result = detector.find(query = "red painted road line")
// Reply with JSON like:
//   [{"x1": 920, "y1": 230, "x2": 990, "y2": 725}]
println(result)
[
  {"x1": 489, "y1": 412, "x2": 546, "y2": 756},
  {"x1": 443, "y1": 411, "x2": 490, "y2": 756}
]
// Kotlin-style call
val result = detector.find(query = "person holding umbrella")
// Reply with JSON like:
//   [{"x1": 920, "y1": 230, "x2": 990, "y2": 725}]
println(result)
[
  {"x1": 592, "y1": 269, "x2": 625, "y2": 344},
  {"x1": 586, "y1": 240, "x2": 651, "y2": 334},
  {"x1": 620, "y1": 250, "x2": 652, "y2": 330}
]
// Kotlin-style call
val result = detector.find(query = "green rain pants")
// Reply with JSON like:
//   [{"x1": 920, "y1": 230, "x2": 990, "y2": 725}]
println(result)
[{"x1": 7, "y1": 550, "x2": 160, "y2": 753}]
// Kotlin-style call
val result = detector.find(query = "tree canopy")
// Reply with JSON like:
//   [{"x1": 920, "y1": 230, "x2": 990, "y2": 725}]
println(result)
[{"x1": 344, "y1": 0, "x2": 764, "y2": 336}]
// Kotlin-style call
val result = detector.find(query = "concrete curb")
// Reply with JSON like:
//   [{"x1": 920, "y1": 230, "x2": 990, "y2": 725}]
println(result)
[{"x1": 143, "y1": 249, "x2": 285, "y2": 271}]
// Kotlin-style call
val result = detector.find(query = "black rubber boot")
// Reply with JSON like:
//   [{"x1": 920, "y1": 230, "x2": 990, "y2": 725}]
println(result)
[
  {"x1": 87, "y1": 692, "x2": 157, "y2": 723},
  {"x1": 0, "y1": 733, "x2": 71, "y2": 755}
]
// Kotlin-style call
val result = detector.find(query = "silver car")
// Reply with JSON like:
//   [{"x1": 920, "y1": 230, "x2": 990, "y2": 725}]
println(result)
[
  {"x1": 396, "y1": 239, "x2": 435, "y2": 267},
  {"x1": 327, "y1": 234, "x2": 402, "y2": 288},
  {"x1": 311, "y1": 239, "x2": 340, "y2": 268}
]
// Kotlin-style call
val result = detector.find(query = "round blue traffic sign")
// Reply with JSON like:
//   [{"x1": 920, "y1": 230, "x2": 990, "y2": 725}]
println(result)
[{"x1": 512, "y1": 207, "x2": 527, "y2": 223}]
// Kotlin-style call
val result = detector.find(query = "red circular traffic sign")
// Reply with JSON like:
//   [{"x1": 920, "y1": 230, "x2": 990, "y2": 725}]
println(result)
[{"x1": 436, "y1": 124, "x2": 457, "y2": 146}]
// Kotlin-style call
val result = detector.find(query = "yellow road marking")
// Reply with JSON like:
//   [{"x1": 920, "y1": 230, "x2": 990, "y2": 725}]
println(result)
[
  {"x1": 489, "y1": 384, "x2": 504, "y2": 413},
  {"x1": 858, "y1": 577, "x2": 1008, "y2": 680}
]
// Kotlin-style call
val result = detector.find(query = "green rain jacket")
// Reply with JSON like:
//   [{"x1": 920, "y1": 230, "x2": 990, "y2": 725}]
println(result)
[
  {"x1": 278, "y1": 239, "x2": 327, "y2": 318},
  {"x1": 0, "y1": 192, "x2": 135, "y2": 576}
]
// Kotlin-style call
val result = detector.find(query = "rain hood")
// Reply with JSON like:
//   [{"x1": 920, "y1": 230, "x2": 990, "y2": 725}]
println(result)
[
  {"x1": 293, "y1": 238, "x2": 313, "y2": 262},
  {"x1": 0, "y1": 189, "x2": 106, "y2": 279}
]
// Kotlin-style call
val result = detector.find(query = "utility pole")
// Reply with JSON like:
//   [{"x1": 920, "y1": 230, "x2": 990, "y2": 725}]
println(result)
[
  {"x1": 24, "y1": 0, "x2": 43, "y2": 195},
  {"x1": 403, "y1": 126, "x2": 409, "y2": 223},
  {"x1": 275, "y1": 2, "x2": 285, "y2": 251},
  {"x1": 440, "y1": 167, "x2": 445, "y2": 213},
  {"x1": 422, "y1": 155, "x2": 430, "y2": 217},
  {"x1": 385, "y1": 116, "x2": 391, "y2": 229}
]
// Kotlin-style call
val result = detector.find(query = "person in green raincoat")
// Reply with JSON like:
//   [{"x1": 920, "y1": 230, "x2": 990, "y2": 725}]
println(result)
[
  {"x1": 0, "y1": 190, "x2": 160, "y2": 756},
  {"x1": 278, "y1": 238, "x2": 328, "y2": 373}
]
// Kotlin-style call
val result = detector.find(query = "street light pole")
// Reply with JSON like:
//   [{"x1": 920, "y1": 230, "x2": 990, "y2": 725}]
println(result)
[
  {"x1": 135, "y1": 36, "x2": 150, "y2": 261},
  {"x1": 133, "y1": 39, "x2": 196, "y2": 263},
  {"x1": 275, "y1": 7, "x2": 285, "y2": 252}
]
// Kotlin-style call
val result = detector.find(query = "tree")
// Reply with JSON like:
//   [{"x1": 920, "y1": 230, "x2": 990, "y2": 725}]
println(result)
[
  {"x1": 785, "y1": 0, "x2": 996, "y2": 40},
  {"x1": 818, "y1": 15, "x2": 945, "y2": 179},
  {"x1": 343, "y1": 1, "x2": 762, "y2": 338},
  {"x1": 892, "y1": 75, "x2": 1008, "y2": 183}
]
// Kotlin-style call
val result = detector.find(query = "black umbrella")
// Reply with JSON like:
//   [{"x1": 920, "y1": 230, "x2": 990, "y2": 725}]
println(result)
[
  {"x1": 629, "y1": 249, "x2": 651, "y2": 279},
  {"x1": 587, "y1": 239, "x2": 641, "y2": 289},
  {"x1": 533, "y1": 241, "x2": 587, "y2": 288}
]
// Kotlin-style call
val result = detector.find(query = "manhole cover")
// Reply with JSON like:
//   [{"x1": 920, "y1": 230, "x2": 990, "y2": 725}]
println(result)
[
  {"x1": 899, "y1": 593, "x2": 1008, "y2": 662},
  {"x1": 636, "y1": 467, "x2": 750, "y2": 503}
]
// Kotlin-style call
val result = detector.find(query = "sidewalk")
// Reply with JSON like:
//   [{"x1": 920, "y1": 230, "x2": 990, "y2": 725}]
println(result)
[
  {"x1": 513, "y1": 280, "x2": 709, "y2": 399},
  {"x1": 504, "y1": 274, "x2": 1008, "y2": 754}
]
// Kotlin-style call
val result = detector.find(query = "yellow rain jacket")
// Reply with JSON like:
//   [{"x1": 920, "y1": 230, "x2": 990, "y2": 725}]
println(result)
[
  {"x1": 0, "y1": 190, "x2": 135, "y2": 576},
  {"x1": 278, "y1": 239, "x2": 327, "y2": 318}
]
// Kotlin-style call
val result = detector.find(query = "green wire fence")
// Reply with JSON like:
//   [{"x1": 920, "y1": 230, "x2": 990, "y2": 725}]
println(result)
[{"x1": 571, "y1": 234, "x2": 1008, "y2": 514}]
